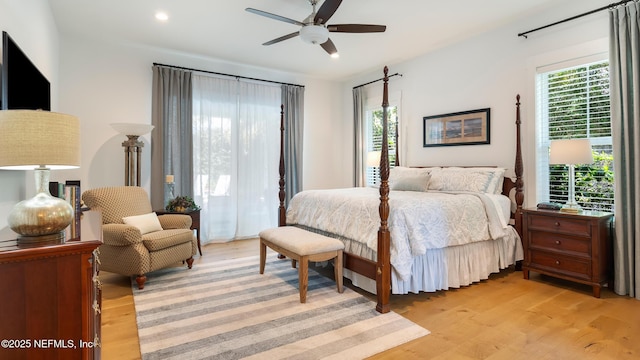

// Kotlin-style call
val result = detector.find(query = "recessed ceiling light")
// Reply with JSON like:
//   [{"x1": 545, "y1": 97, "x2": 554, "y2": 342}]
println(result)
[
  {"x1": 331, "y1": 53, "x2": 339, "y2": 59},
  {"x1": 155, "y1": 11, "x2": 169, "y2": 21}
]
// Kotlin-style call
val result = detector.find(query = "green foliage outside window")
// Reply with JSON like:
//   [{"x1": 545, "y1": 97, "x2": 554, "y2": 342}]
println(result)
[{"x1": 370, "y1": 106, "x2": 397, "y2": 164}]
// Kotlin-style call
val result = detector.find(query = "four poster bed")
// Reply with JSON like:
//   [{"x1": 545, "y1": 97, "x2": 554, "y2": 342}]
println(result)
[{"x1": 277, "y1": 67, "x2": 524, "y2": 313}]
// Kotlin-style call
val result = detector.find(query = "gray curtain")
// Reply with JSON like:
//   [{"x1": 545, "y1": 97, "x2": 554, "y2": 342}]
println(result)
[
  {"x1": 281, "y1": 85, "x2": 304, "y2": 206},
  {"x1": 353, "y1": 87, "x2": 366, "y2": 187},
  {"x1": 151, "y1": 65, "x2": 193, "y2": 210},
  {"x1": 609, "y1": 1, "x2": 640, "y2": 299}
]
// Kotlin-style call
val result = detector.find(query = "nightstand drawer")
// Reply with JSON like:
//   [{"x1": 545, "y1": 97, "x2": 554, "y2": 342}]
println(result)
[
  {"x1": 530, "y1": 251, "x2": 591, "y2": 281},
  {"x1": 529, "y1": 231, "x2": 591, "y2": 256},
  {"x1": 528, "y1": 214, "x2": 590, "y2": 237}
]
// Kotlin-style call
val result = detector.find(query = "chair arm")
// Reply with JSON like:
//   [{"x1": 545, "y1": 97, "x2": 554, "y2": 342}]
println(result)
[
  {"x1": 158, "y1": 214, "x2": 192, "y2": 230},
  {"x1": 102, "y1": 223, "x2": 144, "y2": 246}
]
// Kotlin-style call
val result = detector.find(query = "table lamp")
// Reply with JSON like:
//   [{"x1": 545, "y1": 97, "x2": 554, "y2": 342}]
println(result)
[
  {"x1": 367, "y1": 150, "x2": 382, "y2": 185},
  {"x1": 0, "y1": 110, "x2": 80, "y2": 244},
  {"x1": 549, "y1": 138, "x2": 594, "y2": 213}
]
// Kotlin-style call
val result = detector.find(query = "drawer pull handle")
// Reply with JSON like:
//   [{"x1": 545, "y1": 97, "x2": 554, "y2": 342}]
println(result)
[
  {"x1": 555, "y1": 222, "x2": 560, "y2": 226},
  {"x1": 555, "y1": 260, "x2": 560, "y2": 265},
  {"x1": 555, "y1": 240, "x2": 561, "y2": 245}
]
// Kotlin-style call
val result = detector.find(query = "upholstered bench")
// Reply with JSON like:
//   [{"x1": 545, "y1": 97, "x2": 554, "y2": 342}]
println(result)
[{"x1": 259, "y1": 226, "x2": 345, "y2": 303}]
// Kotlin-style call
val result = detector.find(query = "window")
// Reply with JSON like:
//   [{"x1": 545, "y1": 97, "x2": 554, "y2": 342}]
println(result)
[
  {"x1": 365, "y1": 106, "x2": 397, "y2": 186},
  {"x1": 537, "y1": 60, "x2": 614, "y2": 211},
  {"x1": 192, "y1": 76, "x2": 281, "y2": 240}
]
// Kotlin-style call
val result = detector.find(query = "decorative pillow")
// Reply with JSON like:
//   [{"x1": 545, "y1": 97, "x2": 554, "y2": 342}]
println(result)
[
  {"x1": 391, "y1": 173, "x2": 431, "y2": 192},
  {"x1": 122, "y1": 212, "x2": 163, "y2": 234},
  {"x1": 428, "y1": 167, "x2": 506, "y2": 193},
  {"x1": 389, "y1": 166, "x2": 438, "y2": 186}
]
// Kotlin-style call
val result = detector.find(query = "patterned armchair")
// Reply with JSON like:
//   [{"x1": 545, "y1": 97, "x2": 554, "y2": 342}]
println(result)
[{"x1": 82, "y1": 186, "x2": 197, "y2": 289}]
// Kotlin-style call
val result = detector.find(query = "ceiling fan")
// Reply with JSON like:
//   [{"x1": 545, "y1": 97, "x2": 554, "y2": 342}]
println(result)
[{"x1": 245, "y1": 0, "x2": 386, "y2": 57}]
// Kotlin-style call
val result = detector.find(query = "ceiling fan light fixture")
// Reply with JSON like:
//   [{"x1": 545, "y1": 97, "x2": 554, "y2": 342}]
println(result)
[{"x1": 299, "y1": 25, "x2": 329, "y2": 44}]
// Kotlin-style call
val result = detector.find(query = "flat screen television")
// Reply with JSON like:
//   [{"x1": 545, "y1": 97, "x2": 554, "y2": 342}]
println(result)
[{"x1": 1, "y1": 31, "x2": 51, "y2": 110}]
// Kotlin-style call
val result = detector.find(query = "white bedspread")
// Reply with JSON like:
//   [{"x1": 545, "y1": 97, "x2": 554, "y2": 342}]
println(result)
[{"x1": 286, "y1": 187, "x2": 513, "y2": 281}]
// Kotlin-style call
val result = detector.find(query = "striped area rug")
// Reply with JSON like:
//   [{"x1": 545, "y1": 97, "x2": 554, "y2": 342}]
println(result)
[{"x1": 132, "y1": 254, "x2": 429, "y2": 360}]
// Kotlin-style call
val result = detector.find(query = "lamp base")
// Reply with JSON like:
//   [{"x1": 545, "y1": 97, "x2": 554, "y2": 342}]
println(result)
[
  {"x1": 7, "y1": 168, "x2": 74, "y2": 244},
  {"x1": 17, "y1": 231, "x2": 66, "y2": 246},
  {"x1": 560, "y1": 203, "x2": 582, "y2": 214}
]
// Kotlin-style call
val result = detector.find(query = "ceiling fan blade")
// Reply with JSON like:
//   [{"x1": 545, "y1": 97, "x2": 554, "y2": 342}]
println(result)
[
  {"x1": 327, "y1": 24, "x2": 387, "y2": 33},
  {"x1": 263, "y1": 32, "x2": 300, "y2": 46},
  {"x1": 246, "y1": 8, "x2": 305, "y2": 26},
  {"x1": 320, "y1": 38, "x2": 338, "y2": 55},
  {"x1": 314, "y1": 0, "x2": 342, "y2": 25}
]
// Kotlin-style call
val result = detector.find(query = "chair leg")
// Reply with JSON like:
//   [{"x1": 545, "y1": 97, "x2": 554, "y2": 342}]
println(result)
[
  {"x1": 260, "y1": 239, "x2": 266, "y2": 274},
  {"x1": 135, "y1": 275, "x2": 147, "y2": 290},
  {"x1": 299, "y1": 255, "x2": 308, "y2": 303},
  {"x1": 186, "y1": 257, "x2": 194, "y2": 269}
]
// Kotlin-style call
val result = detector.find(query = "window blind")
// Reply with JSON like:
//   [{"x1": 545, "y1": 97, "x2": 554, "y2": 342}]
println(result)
[{"x1": 538, "y1": 60, "x2": 614, "y2": 211}]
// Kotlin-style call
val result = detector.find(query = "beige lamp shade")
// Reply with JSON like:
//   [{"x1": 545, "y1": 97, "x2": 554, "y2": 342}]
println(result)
[
  {"x1": 367, "y1": 151, "x2": 382, "y2": 167},
  {"x1": 549, "y1": 139, "x2": 594, "y2": 165},
  {"x1": 0, "y1": 110, "x2": 80, "y2": 170}
]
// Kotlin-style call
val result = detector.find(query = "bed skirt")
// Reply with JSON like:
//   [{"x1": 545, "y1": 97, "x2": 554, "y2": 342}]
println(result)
[{"x1": 294, "y1": 225, "x2": 523, "y2": 295}]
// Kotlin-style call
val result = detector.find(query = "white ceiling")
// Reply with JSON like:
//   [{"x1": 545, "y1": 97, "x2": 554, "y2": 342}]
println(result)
[{"x1": 49, "y1": 0, "x2": 571, "y2": 80}]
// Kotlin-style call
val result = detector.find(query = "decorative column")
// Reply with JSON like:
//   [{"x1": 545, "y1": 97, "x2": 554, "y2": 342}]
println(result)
[
  {"x1": 111, "y1": 123, "x2": 154, "y2": 187},
  {"x1": 122, "y1": 135, "x2": 144, "y2": 186}
]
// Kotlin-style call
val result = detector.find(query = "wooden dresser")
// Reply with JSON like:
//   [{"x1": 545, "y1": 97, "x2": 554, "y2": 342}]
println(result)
[
  {"x1": 0, "y1": 211, "x2": 102, "y2": 360},
  {"x1": 522, "y1": 208, "x2": 614, "y2": 298}
]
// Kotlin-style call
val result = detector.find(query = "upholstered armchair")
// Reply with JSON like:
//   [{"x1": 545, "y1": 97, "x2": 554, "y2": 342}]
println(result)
[{"x1": 82, "y1": 186, "x2": 197, "y2": 289}]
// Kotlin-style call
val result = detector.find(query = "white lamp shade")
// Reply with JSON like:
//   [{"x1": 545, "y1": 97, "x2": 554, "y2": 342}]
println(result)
[
  {"x1": 367, "y1": 151, "x2": 382, "y2": 167},
  {"x1": 549, "y1": 139, "x2": 594, "y2": 165},
  {"x1": 111, "y1": 123, "x2": 154, "y2": 136},
  {"x1": 0, "y1": 110, "x2": 80, "y2": 170}
]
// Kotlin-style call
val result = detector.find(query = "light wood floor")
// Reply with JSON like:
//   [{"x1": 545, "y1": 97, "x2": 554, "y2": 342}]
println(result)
[{"x1": 101, "y1": 238, "x2": 640, "y2": 360}]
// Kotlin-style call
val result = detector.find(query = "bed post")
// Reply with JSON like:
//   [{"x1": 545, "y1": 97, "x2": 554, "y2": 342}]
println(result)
[
  {"x1": 278, "y1": 104, "x2": 286, "y2": 227},
  {"x1": 514, "y1": 95, "x2": 524, "y2": 238},
  {"x1": 376, "y1": 67, "x2": 391, "y2": 314}
]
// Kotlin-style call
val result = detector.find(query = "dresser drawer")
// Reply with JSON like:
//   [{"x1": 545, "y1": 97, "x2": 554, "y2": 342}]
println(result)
[
  {"x1": 528, "y1": 214, "x2": 590, "y2": 237},
  {"x1": 529, "y1": 231, "x2": 591, "y2": 256},
  {"x1": 530, "y1": 251, "x2": 591, "y2": 281}
]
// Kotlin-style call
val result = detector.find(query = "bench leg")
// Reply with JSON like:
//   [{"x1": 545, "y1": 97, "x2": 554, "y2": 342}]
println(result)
[
  {"x1": 259, "y1": 239, "x2": 266, "y2": 274},
  {"x1": 299, "y1": 255, "x2": 308, "y2": 303},
  {"x1": 335, "y1": 250, "x2": 343, "y2": 293}
]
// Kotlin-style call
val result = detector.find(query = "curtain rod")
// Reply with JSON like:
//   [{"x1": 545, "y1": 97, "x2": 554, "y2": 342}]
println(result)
[
  {"x1": 353, "y1": 73, "x2": 402, "y2": 89},
  {"x1": 153, "y1": 62, "x2": 305, "y2": 88},
  {"x1": 517, "y1": 0, "x2": 634, "y2": 38}
]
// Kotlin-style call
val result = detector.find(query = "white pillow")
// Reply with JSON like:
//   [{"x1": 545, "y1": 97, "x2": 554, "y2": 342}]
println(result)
[
  {"x1": 122, "y1": 212, "x2": 163, "y2": 234},
  {"x1": 389, "y1": 166, "x2": 438, "y2": 186},
  {"x1": 391, "y1": 173, "x2": 431, "y2": 192},
  {"x1": 428, "y1": 167, "x2": 506, "y2": 194}
]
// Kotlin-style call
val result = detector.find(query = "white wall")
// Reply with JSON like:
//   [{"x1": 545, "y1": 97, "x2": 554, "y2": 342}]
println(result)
[
  {"x1": 0, "y1": 0, "x2": 616, "y2": 235},
  {"x1": 340, "y1": 0, "x2": 610, "y2": 208},
  {"x1": 57, "y1": 36, "x2": 341, "y2": 193},
  {"x1": 0, "y1": 0, "x2": 59, "y2": 235}
]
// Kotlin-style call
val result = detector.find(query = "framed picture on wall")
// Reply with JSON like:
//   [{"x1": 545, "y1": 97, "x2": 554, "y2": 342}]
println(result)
[{"x1": 423, "y1": 108, "x2": 490, "y2": 147}]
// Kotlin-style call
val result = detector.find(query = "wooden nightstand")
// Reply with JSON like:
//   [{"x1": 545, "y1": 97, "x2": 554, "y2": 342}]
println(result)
[
  {"x1": 522, "y1": 208, "x2": 613, "y2": 298},
  {"x1": 156, "y1": 209, "x2": 202, "y2": 256}
]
